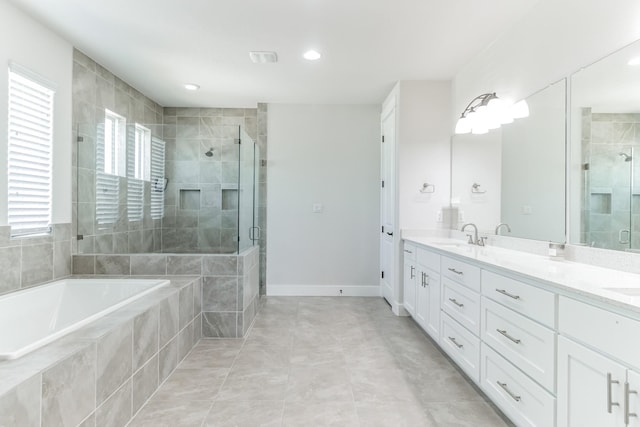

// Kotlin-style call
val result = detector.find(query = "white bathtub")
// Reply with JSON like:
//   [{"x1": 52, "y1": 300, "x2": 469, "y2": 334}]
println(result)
[{"x1": 0, "y1": 278, "x2": 169, "y2": 360}]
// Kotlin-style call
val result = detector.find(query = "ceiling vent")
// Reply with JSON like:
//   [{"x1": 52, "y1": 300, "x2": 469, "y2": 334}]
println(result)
[{"x1": 249, "y1": 51, "x2": 278, "y2": 64}]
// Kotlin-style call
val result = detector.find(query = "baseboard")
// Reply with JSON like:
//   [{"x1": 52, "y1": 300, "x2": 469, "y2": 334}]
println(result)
[{"x1": 266, "y1": 284, "x2": 381, "y2": 297}]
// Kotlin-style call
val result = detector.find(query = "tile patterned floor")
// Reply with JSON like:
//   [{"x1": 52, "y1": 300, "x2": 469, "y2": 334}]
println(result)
[{"x1": 128, "y1": 297, "x2": 511, "y2": 427}]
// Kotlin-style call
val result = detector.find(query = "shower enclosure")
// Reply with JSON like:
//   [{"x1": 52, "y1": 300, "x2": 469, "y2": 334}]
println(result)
[
  {"x1": 75, "y1": 108, "x2": 260, "y2": 255},
  {"x1": 581, "y1": 111, "x2": 640, "y2": 250}
]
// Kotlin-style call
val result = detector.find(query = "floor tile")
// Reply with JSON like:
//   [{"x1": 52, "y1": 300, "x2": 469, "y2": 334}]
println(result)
[
  {"x1": 426, "y1": 400, "x2": 510, "y2": 426},
  {"x1": 203, "y1": 400, "x2": 284, "y2": 427},
  {"x1": 128, "y1": 399, "x2": 212, "y2": 427},
  {"x1": 282, "y1": 401, "x2": 359, "y2": 427},
  {"x1": 153, "y1": 368, "x2": 228, "y2": 401},
  {"x1": 178, "y1": 345, "x2": 241, "y2": 369},
  {"x1": 285, "y1": 366, "x2": 353, "y2": 402},
  {"x1": 355, "y1": 400, "x2": 436, "y2": 427},
  {"x1": 217, "y1": 370, "x2": 289, "y2": 401}
]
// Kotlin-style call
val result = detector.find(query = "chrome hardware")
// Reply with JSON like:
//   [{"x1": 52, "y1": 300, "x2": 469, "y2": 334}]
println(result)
[
  {"x1": 461, "y1": 223, "x2": 486, "y2": 246},
  {"x1": 479, "y1": 236, "x2": 487, "y2": 246},
  {"x1": 386, "y1": 231, "x2": 393, "y2": 236},
  {"x1": 471, "y1": 182, "x2": 487, "y2": 194},
  {"x1": 448, "y1": 336, "x2": 463, "y2": 348},
  {"x1": 625, "y1": 382, "x2": 638, "y2": 424},
  {"x1": 410, "y1": 266, "x2": 415, "y2": 279},
  {"x1": 404, "y1": 249, "x2": 413, "y2": 254},
  {"x1": 421, "y1": 272, "x2": 426, "y2": 287},
  {"x1": 448, "y1": 267, "x2": 463, "y2": 275},
  {"x1": 424, "y1": 274, "x2": 430, "y2": 286},
  {"x1": 466, "y1": 234, "x2": 474, "y2": 244},
  {"x1": 449, "y1": 298, "x2": 464, "y2": 308},
  {"x1": 495, "y1": 223, "x2": 512, "y2": 235},
  {"x1": 249, "y1": 226, "x2": 261, "y2": 241},
  {"x1": 496, "y1": 329, "x2": 521, "y2": 344},
  {"x1": 497, "y1": 381, "x2": 521, "y2": 402},
  {"x1": 495, "y1": 289, "x2": 520, "y2": 300},
  {"x1": 608, "y1": 373, "x2": 620, "y2": 413},
  {"x1": 420, "y1": 183, "x2": 435, "y2": 193},
  {"x1": 619, "y1": 229, "x2": 631, "y2": 245}
]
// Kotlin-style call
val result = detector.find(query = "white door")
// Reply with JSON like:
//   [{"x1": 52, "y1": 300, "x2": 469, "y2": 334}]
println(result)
[
  {"x1": 425, "y1": 272, "x2": 441, "y2": 340},
  {"x1": 557, "y1": 336, "x2": 625, "y2": 427},
  {"x1": 380, "y1": 105, "x2": 396, "y2": 304}
]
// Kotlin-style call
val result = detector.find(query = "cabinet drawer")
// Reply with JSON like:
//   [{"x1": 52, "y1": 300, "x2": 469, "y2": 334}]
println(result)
[
  {"x1": 442, "y1": 278, "x2": 480, "y2": 336},
  {"x1": 481, "y1": 270, "x2": 556, "y2": 328},
  {"x1": 481, "y1": 297, "x2": 555, "y2": 391},
  {"x1": 403, "y1": 243, "x2": 417, "y2": 262},
  {"x1": 441, "y1": 256, "x2": 480, "y2": 292},
  {"x1": 417, "y1": 247, "x2": 439, "y2": 273},
  {"x1": 440, "y1": 312, "x2": 480, "y2": 383},
  {"x1": 481, "y1": 344, "x2": 556, "y2": 427},
  {"x1": 559, "y1": 296, "x2": 640, "y2": 371}
]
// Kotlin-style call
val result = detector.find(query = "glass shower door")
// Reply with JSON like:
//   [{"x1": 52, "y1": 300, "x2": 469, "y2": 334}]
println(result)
[{"x1": 237, "y1": 128, "x2": 257, "y2": 253}]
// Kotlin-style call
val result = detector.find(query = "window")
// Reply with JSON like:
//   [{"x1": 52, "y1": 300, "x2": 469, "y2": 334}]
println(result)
[
  {"x1": 150, "y1": 137, "x2": 166, "y2": 220},
  {"x1": 96, "y1": 109, "x2": 125, "y2": 226},
  {"x1": 7, "y1": 64, "x2": 55, "y2": 237},
  {"x1": 127, "y1": 124, "x2": 150, "y2": 222}
]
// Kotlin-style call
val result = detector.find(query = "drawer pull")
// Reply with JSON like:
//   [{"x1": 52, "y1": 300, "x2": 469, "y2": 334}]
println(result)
[
  {"x1": 448, "y1": 336, "x2": 463, "y2": 349},
  {"x1": 496, "y1": 329, "x2": 521, "y2": 344},
  {"x1": 448, "y1": 267, "x2": 464, "y2": 275},
  {"x1": 607, "y1": 373, "x2": 620, "y2": 413},
  {"x1": 495, "y1": 288, "x2": 520, "y2": 300},
  {"x1": 497, "y1": 381, "x2": 521, "y2": 402},
  {"x1": 410, "y1": 266, "x2": 415, "y2": 279},
  {"x1": 404, "y1": 249, "x2": 413, "y2": 254},
  {"x1": 625, "y1": 382, "x2": 638, "y2": 424},
  {"x1": 448, "y1": 298, "x2": 464, "y2": 308}
]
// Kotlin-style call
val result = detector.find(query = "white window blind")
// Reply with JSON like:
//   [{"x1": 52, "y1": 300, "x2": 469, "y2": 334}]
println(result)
[
  {"x1": 7, "y1": 65, "x2": 55, "y2": 237},
  {"x1": 127, "y1": 124, "x2": 150, "y2": 222},
  {"x1": 96, "y1": 110, "x2": 125, "y2": 227},
  {"x1": 150, "y1": 137, "x2": 165, "y2": 220}
]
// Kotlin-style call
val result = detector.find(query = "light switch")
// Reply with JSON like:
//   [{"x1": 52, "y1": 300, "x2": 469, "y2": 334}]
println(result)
[{"x1": 312, "y1": 203, "x2": 323, "y2": 213}]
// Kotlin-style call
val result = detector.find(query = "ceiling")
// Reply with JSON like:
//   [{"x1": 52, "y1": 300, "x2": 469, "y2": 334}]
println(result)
[{"x1": 10, "y1": 0, "x2": 538, "y2": 108}]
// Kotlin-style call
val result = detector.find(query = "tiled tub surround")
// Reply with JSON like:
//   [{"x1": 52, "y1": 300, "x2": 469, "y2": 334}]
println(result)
[
  {"x1": 0, "y1": 276, "x2": 201, "y2": 427},
  {"x1": 161, "y1": 107, "x2": 257, "y2": 253},
  {"x1": 72, "y1": 245, "x2": 261, "y2": 338},
  {"x1": 0, "y1": 224, "x2": 72, "y2": 296},
  {"x1": 72, "y1": 48, "x2": 165, "y2": 255}
]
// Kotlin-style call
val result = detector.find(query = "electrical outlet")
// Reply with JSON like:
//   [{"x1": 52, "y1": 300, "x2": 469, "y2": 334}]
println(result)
[{"x1": 437, "y1": 210, "x2": 443, "y2": 222}]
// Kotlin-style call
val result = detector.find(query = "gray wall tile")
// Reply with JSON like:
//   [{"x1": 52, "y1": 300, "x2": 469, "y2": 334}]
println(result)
[
  {"x1": 96, "y1": 322, "x2": 132, "y2": 405},
  {"x1": 42, "y1": 344, "x2": 96, "y2": 427},
  {"x1": 0, "y1": 246, "x2": 21, "y2": 294},
  {"x1": 95, "y1": 380, "x2": 131, "y2": 427},
  {"x1": 202, "y1": 276, "x2": 238, "y2": 311},
  {"x1": 159, "y1": 294, "x2": 179, "y2": 348},
  {"x1": 202, "y1": 255, "x2": 237, "y2": 276},
  {"x1": 179, "y1": 283, "x2": 195, "y2": 329},
  {"x1": 21, "y1": 243, "x2": 53, "y2": 287},
  {"x1": 131, "y1": 255, "x2": 166, "y2": 275},
  {"x1": 159, "y1": 338, "x2": 178, "y2": 384},
  {"x1": 132, "y1": 356, "x2": 158, "y2": 414},
  {"x1": 95, "y1": 255, "x2": 130, "y2": 275},
  {"x1": 0, "y1": 375, "x2": 41, "y2": 427},
  {"x1": 202, "y1": 312, "x2": 237, "y2": 338},
  {"x1": 72, "y1": 255, "x2": 95, "y2": 275},
  {"x1": 133, "y1": 308, "x2": 159, "y2": 371},
  {"x1": 167, "y1": 256, "x2": 202, "y2": 275}
]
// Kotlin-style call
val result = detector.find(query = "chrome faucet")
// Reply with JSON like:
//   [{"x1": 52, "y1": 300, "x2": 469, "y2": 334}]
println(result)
[
  {"x1": 461, "y1": 223, "x2": 485, "y2": 246},
  {"x1": 495, "y1": 223, "x2": 511, "y2": 235}
]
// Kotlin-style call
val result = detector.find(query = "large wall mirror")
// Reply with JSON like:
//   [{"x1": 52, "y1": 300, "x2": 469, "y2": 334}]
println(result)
[
  {"x1": 570, "y1": 39, "x2": 640, "y2": 252},
  {"x1": 451, "y1": 79, "x2": 566, "y2": 242}
]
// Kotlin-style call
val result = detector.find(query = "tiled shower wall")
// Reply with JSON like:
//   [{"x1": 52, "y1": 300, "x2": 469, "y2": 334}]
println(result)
[
  {"x1": 0, "y1": 224, "x2": 72, "y2": 296},
  {"x1": 161, "y1": 107, "x2": 257, "y2": 253},
  {"x1": 581, "y1": 109, "x2": 640, "y2": 250},
  {"x1": 256, "y1": 103, "x2": 268, "y2": 294},
  {"x1": 72, "y1": 49, "x2": 164, "y2": 254}
]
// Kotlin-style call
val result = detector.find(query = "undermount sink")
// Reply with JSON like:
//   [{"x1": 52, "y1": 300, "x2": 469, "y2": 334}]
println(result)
[{"x1": 603, "y1": 287, "x2": 640, "y2": 296}]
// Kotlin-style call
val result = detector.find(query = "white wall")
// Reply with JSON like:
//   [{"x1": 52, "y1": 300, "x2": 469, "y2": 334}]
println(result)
[
  {"x1": 0, "y1": 1, "x2": 73, "y2": 225},
  {"x1": 397, "y1": 81, "x2": 452, "y2": 229},
  {"x1": 453, "y1": 0, "x2": 640, "y2": 122},
  {"x1": 266, "y1": 104, "x2": 380, "y2": 295}
]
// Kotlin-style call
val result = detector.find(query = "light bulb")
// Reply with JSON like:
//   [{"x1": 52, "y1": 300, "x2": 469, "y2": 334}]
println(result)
[
  {"x1": 512, "y1": 100, "x2": 530, "y2": 119},
  {"x1": 455, "y1": 116, "x2": 471, "y2": 134}
]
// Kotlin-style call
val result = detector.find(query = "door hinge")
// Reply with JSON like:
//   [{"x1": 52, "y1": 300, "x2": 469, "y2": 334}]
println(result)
[
  {"x1": 382, "y1": 135, "x2": 385, "y2": 143},
  {"x1": 381, "y1": 271, "x2": 385, "y2": 279},
  {"x1": 381, "y1": 180, "x2": 385, "y2": 188},
  {"x1": 381, "y1": 226, "x2": 384, "y2": 233}
]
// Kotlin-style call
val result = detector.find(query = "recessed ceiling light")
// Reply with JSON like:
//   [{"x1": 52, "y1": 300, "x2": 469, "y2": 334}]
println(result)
[
  {"x1": 303, "y1": 50, "x2": 321, "y2": 61},
  {"x1": 628, "y1": 57, "x2": 640, "y2": 66},
  {"x1": 249, "y1": 51, "x2": 278, "y2": 64},
  {"x1": 184, "y1": 83, "x2": 200, "y2": 91}
]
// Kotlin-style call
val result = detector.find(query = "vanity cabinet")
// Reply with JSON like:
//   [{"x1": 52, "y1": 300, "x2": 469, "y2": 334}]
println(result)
[
  {"x1": 558, "y1": 296, "x2": 640, "y2": 427},
  {"x1": 439, "y1": 255, "x2": 481, "y2": 382},
  {"x1": 416, "y1": 246, "x2": 441, "y2": 340},
  {"x1": 402, "y1": 243, "x2": 417, "y2": 317}
]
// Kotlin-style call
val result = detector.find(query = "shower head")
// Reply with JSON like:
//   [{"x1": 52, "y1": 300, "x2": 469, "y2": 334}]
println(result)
[
  {"x1": 619, "y1": 152, "x2": 632, "y2": 162},
  {"x1": 204, "y1": 148, "x2": 214, "y2": 157}
]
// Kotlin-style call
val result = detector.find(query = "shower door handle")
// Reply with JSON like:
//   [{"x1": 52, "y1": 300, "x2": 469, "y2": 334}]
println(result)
[
  {"x1": 619, "y1": 229, "x2": 630, "y2": 245},
  {"x1": 249, "y1": 226, "x2": 261, "y2": 241}
]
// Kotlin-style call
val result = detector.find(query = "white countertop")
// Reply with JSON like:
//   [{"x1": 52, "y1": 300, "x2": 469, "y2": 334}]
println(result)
[{"x1": 403, "y1": 235, "x2": 640, "y2": 314}]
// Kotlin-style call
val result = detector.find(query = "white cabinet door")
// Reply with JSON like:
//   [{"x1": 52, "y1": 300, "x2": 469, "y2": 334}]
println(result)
[
  {"x1": 403, "y1": 259, "x2": 416, "y2": 317},
  {"x1": 626, "y1": 369, "x2": 640, "y2": 427},
  {"x1": 425, "y1": 272, "x2": 440, "y2": 341},
  {"x1": 415, "y1": 270, "x2": 428, "y2": 328},
  {"x1": 558, "y1": 336, "x2": 626, "y2": 427}
]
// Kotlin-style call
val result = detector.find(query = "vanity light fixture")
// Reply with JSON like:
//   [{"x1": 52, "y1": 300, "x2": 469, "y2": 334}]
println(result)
[
  {"x1": 184, "y1": 83, "x2": 200, "y2": 91},
  {"x1": 303, "y1": 50, "x2": 321, "y2": 61},
  {"x1": 455, "y1": 92, "x2": 529, "y2": 135}
]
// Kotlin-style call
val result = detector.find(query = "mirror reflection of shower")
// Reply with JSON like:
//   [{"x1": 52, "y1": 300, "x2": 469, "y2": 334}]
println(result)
[{"x1": 204, "y1": 147, "x2": 214, "y2": 157}]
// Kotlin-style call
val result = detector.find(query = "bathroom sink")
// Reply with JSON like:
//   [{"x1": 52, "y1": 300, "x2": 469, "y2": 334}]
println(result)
[{"x1": 603, "y1": 287, "x2": 640, "y2": 296}]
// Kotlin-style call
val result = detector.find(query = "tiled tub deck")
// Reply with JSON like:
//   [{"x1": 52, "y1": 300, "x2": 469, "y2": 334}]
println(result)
[{"x1": 0, "y1": 276, "x2": 202, "y2": 427}]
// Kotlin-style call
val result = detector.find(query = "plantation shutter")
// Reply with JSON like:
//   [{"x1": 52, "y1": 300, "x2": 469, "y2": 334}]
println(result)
[
  {"x1": 127, "y1": 125, "x2": 146, "y2": 222},
  {"x1": 95, "y1": 119, "x2": 120, "y2": 226},
  {"x1": 7, "y1": 64, "x2": 55, "y2": 237},
  {"x1": 150, "y1": 137, "x2": 165, "y2": 219}
]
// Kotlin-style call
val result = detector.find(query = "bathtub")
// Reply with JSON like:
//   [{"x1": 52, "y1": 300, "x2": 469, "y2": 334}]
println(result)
[{"x1": 0, "y1": 278, "x2": 169, "y2": 360}]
